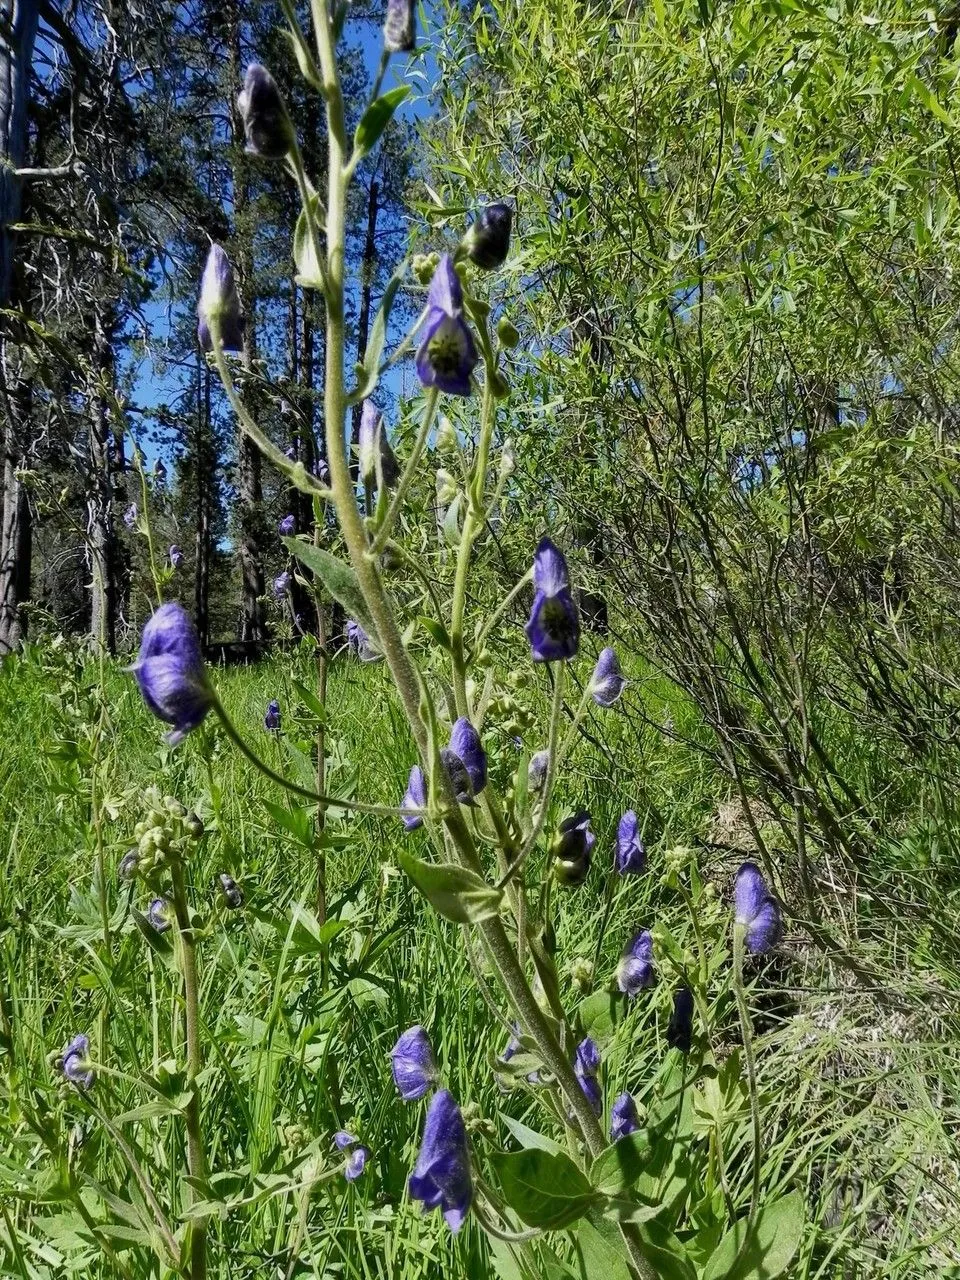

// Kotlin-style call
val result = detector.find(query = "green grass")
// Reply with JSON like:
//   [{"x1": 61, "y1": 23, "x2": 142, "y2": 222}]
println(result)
[{"x1": 0, "y1": 639, "x2": 957, "y2": 1277}]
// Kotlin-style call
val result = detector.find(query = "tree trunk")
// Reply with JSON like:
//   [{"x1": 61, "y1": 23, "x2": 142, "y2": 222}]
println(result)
[
  {"x1": 194, "y1": 357, "x2": 212, "y2": 648},
  {"x1": 0, "y1": 0, "x2": 39, "y2": 655},
  {"x1": 87, "y1": 316, "x2": 116, "y2": 655}
]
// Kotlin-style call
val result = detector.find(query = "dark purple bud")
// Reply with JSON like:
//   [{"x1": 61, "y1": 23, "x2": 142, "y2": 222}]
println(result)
[
  {"x1": 590, "y1": 647, "x2": 627, "y2": 706},
  {"x1": 551, "y1": 811, "x2": 595, "y2": 885},
  {"x1": 667, "y1": 987, "x2": 695, "y2": 1054},
  {"x1": 464, "y1": 202, "x2": 512, "y2": 271},
  {"x1": 118, "y1": 850, "x2": 139, "y2": 882},
  {"x1": 616, "y1": 929, "x2": 655, "y2": 997},
  {"x1": 123, "y1": 503, "x2": 138, "y2": 530},
  {"x1": 415, "y1": 255, "x2": 478, "y2": 397},
  {"x1": 525, "y1": 538, "x2": 579, "y2": 662},
  {"x1": 219, "y1": 873, "x2": 243, "y2": 910},
  {"x1": 346, "y1": 618, "x2": 382, "y2": 662},
  {"x1": 402, "y1": 765, "x2": 426, "y2": 831},
  {"x1": 527, "y1": 749, "x2": 549, "y2": 793},
  {"x1": 169, "y1": 544, "x2": 184, "y2": 569},
  {"x1": 345, "y1": 1145, "x2": 369, "y2": 1181},
  {"x1": 278, "y1": 514, "x2": 296, "y2": 536},
  {"x1": 439, "y1": 747, "x2": 475, "y2": 807},
  {"x1": 147, "y1": 897, "x2": 173, "y2": 933},
  {"x1": 408, "y1": 1088, "x2": 472, "y2": 1233},
  {"x1": 734, "y1": 862, "x2": 784, "y2": 955},
  {"x1": 391, "y1": 1025, "x2": 436, "y2": 1101},
  {"x1": 274, "y1": 571, "x2": 291, "y2": 598},
  {"x1": 574, "y1": 1036, "x2": 602, "y2": 1116},
  {"x1": 60, "y1": 1034, "x2": 95, "y2": 1090},
  {"x1": 448, "y1": 718, "x2": 487, "y2": 796},
  {"x1": 610, "y1": 1092, "x2": 641, "y2": 1141},
  {"x1": 237, "y1": 63, "x2": 295, "y2": 159},
  {"x1": 383, "y1": 0, "x2": 415, "y2": 52},
  {"x1": 197, "y1": 244, "x2": 244, "y2": 353},
  {"x1": 130, "y1": 603, "x2": 213, "y2": 745},
  {"x1": 615, "y1": 810, "x2": 646, "y2": 875},
  {"x1": 264, "y1": 699, "x2": 281, "y2": 732}
]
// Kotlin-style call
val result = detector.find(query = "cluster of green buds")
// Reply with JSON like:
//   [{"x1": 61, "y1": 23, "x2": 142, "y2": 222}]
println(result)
[
  {"x1": 567, "y1": 954, "x2": 595, "y2": 995},
  {"x1": 412, "y1": 251, "x2": 442, "y2": 286},
  {"x1": 480, "y1": 667, "x2": 536, "y2": 740},
  {"x1": 122, "y1": 788, "x2": 203, "y2": 883}
]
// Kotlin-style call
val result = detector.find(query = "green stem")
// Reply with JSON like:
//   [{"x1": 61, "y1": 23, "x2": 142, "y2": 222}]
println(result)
[
  {"x1": 732, "y1": 926, "x2": 762, "y2": 1230},
  {"x1": 367, "y1": 388, "x2": 440, "y2": 556},
  {"x1": 132, "y1": 447, "x2": 163, "y2": 606},
  {"x1": 170, "y1": 862, "x2": 207, "y2": 1280}
]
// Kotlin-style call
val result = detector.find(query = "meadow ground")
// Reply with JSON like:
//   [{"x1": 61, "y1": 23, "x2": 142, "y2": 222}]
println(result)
[{"x1": 0, "y1": 639, "x2": 957, "y2": 1277}]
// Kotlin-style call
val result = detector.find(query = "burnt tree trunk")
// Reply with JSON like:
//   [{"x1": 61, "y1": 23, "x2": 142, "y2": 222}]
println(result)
[{"x1": 0, "y1": 0, "x2": 39, "y2": 655}]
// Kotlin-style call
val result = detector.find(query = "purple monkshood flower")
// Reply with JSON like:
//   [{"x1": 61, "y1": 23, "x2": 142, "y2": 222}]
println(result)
[
  {"x1": 667, "y1": 987, "x2": 695, "y2": 1054},
  {"x1": 525, "y1": 538, "x2": 580, "y2": 662},
  {"x1": 123, "y1": 503, "x2": 138, "y2": 530},
  {"x1": 346, "y1": 618, "x2": 382, "y2": 662},
  {"x1": 383, "y1": 0, "x2": 415, "y2": 52},
  {"x1": 169, "y1": 544, "x2": 184, "y2": 569},
  {"x1": 408, "y1": 1089, "x2": 472, "y2": 1233},
  {"x1": 278, "y1": 514, "x2": 296, "y2": 536},
  {"x1": 264, "y1": 699, "x2": 281, "y2": 732},
  {"x1": 611, "y1": 1092, "x2": 641, "y2": 1142},
  {"x1": 552, "y1": 811, "x2": 595, "y2": 885},
  {"x1": 734, "y1": 862, "x2": 784, "y2": 955},
  {"x1": 237, "y1": 63, "x2": 294, "y2": 159},
  {"x1": 130, "y1": 603, "x2": 213, "y2": 745},
  {"x1": 615, "y1": 810, "x2": 646, "y2": 875},
  {"x1": 147, "y1": 897, "x2": 173, "y2": 933},
  {"x1": 528, "y1": 749, "x2": 549, "y2": 794},
  {"x1": 402, "y1": 765, "x2": 426, "y2": 831},
  {"x1": 274, "y1": 571, "x2": 291, "y2": 598},
  {"x1": 197, "y1": 243, "x2": 244, "y2": 353},
  {"x1": 60, "y1": 1034, "x2": 95, "y2": 1090},
  {"x1": 358, "y1": 401, "x2": 399, "y2": 489},
  {"x1": 617, "y1": 930, "x2": 656, "y2": 997},
  {"x1": 590, "y1": 647, "x2": 627, "y2": 706},
  {"x1": 574, "y1": 1037, "x2": 602, "y2": 1116},
  {"x1": 464, "y1": 202, "x2": 512, "y2": 271},
  {"x1": 118, "y1": 850, "x2": 139, "y2": 881},
  {"x1": 333, "y1": 1131, "x2": 369, "y2": 1182},
  {"x1": 447, "y1": 717, "x2": 487, "y2": 797},
  {"x1": 415, "y1": 255, "x2": 478, "y2": 397},
  {"x1": 391, "y1": 1025, "x2": 437, "y2": 1101},
  {"x1": 284, "y1": 444, "x2": 297, "y2": 461}
]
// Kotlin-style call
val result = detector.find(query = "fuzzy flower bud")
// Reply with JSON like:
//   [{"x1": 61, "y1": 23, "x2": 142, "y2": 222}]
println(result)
[
  {"x1": 436, "y1": 468, "x2": 457, "y2": 505},
  {"x1": 551, "y1": 811, "x2": 595, "y2": 886},
  {"x1": 463, "y1": 203, "x2": 513, "y2": 271},
  {"x1": 237, "y1": 63, "x2": 295, "y2": 159},
  {"x1": 197, "y1": 243, "x2": 244, "y2": 353},
  {"x1": 590, "y1": 647, "x2": 627, "y2": 706},
  {"x1": 383, "y1": 0, "x2": 416, "y2": 52}
]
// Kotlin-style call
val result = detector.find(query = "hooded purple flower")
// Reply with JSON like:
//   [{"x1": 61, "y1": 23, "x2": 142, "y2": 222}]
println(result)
[
  {"x1": 169, "y1": 544, "x2": 184, "y2": 570},
  {"x1": 552, "y1": 811, "x2": 595, "y2": 885},
  {"x1": 667, "y1": 987, "x2": 694, "y2": 1054},
  {"x1": 264, "y1": 699, "x2": 281, "y2": 732},
  {"x1": 464, "y1": 203, "x2": 512, "y2": 271},
  {"x1": 528, "y1": 749, "x2": 549, "y2": 794},
  {"x1": 274, "y1": 571, "x2": 291, "y2": 598},
  {"x1": 415, "y1": 255, "x2": 478, "y2": 397},
  {"x1": 402, "y1": 765, "x2": 426, "y2": 831},
  {"x1": 383, "y1": 0, "x2": 415, "y2": 52},
  {"x1": 147, "y1": 897, "x2": 173, "y2": 933},
  {"x1": 237, "y1": 63, "x2": 294, "y2": 159},
  {"x1": 615, "y1": 810, "x2": 646, "y2": 875},
  {"x1": 617, "y1": 930, "x2": 656, "y2": 997},
  {"x1": 574, "y1": 1037, "x2": 602, "y2": 1116},
  {"x1": 590, "y1": 647, "x2": 627, "y2": 706},
  {"x1": 346, "y1": 618, "x2": 382, "y2": 662},
  {"x1": 734, "y1": 862, "x2": 784, "y2": 955},
  {"x1": 391, "y1": 1025, "x2": 436, "y2": 1101},
  {"x1": 278, "y1": 514, "x2": 296, "y2": 536},
  {"x1": 315, "y1": 456, "x2": 330, "y2": 484},
  {"x1": 60, "y1": 1034, "x2": 95, "y2": 1090},
  {"x1": 218, "y1": 873, "x2": 243, "y2": 910},
  {"x1": 197, "y1": 243, "x2": 244, "y2": 353},
  {"x1": 408, "y1": 1089, "x2": 472, "y2": 1232},
  {"x1": 611, "y1": 1092, "x2": 641, "y2": 1142},
  {"x1": 525, "y1": 538, "x2": 579, "y2": 662},
  {"x1": 447, "y1": 717, "x2": 487, "y2": 797},
  {"x1": 358, "y1": 400, "x2": 399, "y2": 489},
  {"x1": 334, "y1": 1131, "x2": 369, "y2": 1181},
  {"x1": 123, "y1": 503, "x2": 138, "y2": 530},
  {"x1": 131, "y1": 603, "x2": 213, "y2": 744}
]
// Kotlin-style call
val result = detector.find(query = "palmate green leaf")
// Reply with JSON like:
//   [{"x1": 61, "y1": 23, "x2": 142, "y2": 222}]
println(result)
[
  {"x1": 283, "y1": 537, "x2": 377, "y2": 635},
  {"x1": 397, "y1": 850, "x2": 503, "y2": 924},
  {"x1": 353, "y1": 86, "x2": 410, "y2": 162},
  {"x1": 490, "y1": 1148, "x2": 599, "y2": 1230},
  {"x1": 701, "y1": 1191, "x2": 804, "y2": 1280},
  {"x1": 589, "y1": 1131, "x2": 653, "y2": 1196}
]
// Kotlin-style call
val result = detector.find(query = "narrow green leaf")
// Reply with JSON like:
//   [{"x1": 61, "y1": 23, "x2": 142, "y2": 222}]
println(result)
[
  {"x1": 491, "y1": 1148, "x2": 599, "y2": 1230},
  {"x1": 293, "y1": 193, "x2": 325, "y2": 289},
  {"x1": 292, "y1": 679, "x2": 326, "y2": 724},
  {"x1": 701, "y1": 1191, "x2": 804, "y2": 1280},
  {"x1": 419, "y1": 616, "x2": 452, "y2": 650},
  {"x1": 353, "y1": 86, "x2": 409, "y2": 161},
  {"x1": 397, "y1": 851, "x2": 503, "y2": 924},
  {"x1": 283, "y1": 537, "x2": 376, "y2": 634},
  {"x1": 349, "y1": 257, "x2": 407, "y2": 403},
  {"x1": 499, "y1": 1115, "x2": 562, "y2": 1156}
]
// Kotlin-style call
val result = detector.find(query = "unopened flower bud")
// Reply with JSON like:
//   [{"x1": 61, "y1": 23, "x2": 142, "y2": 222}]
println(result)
[
  {"x1": 197, "y1": 244, "x2": 244, "y2": 354},
  {"x1": 436, "y1": 468, "x2": 457, "y2": 505},
  {"x1": 219, "y1": 873, "x2": 244, "y2": 910},
  {"x1": 237, "y1": 64, "x2": 295, "y2": 159},
  {"x1": 435, "y1": 416, "x2": 458, "y2": 454},
  {"x1": 463, "y1": 203, "x2": 513, "y2": 271},
  {"x1": 497, "y1": 317, "x2": 520, "y2": 348},
  {"x1": 569, "y1": 955, "x2": 594, "y2": 993},
  {"x1": 118, "y1": 851, "x2": 139, "y2": 882},
  {"x1": 383, "y1": 0, "x2": 416, "y2": 53},
  {"x1": 499, "y1": 439, "x2": 516, "y2": 478}
]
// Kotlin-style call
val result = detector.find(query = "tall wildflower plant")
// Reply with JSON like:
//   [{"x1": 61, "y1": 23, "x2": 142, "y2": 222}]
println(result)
[{"x1": 110, "y1": 5, "x2": 805, "y2": 1278}]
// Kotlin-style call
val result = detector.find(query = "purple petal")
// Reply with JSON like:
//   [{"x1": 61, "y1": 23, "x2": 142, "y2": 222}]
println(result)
[
  {"x1": 391, "y1": 1025, "x2": 436, "y2": 1101},
  {"x1": 408, "y1": 1089, "x2": 472, "y2": 1233}
]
